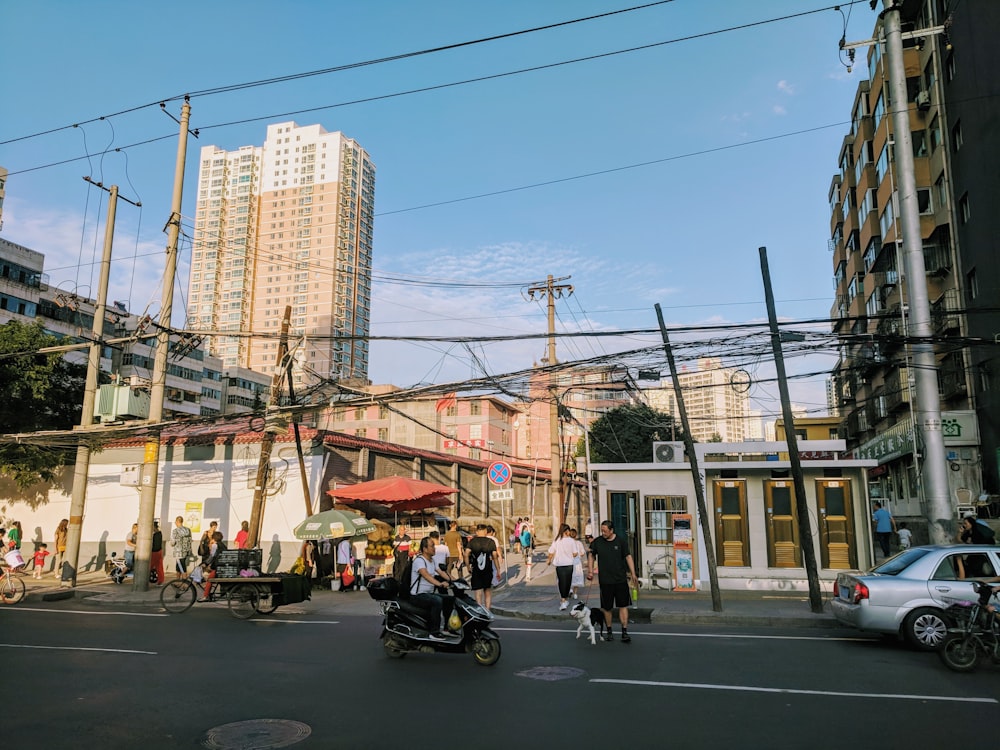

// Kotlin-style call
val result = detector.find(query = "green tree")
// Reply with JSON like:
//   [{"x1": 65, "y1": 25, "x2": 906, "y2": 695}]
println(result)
[
  {"x1": 0, "y1": 320, "x2": 86, "y2": 487},
  {"x1": 586, "y1": 403, "x2": 689, "y2": 463}
]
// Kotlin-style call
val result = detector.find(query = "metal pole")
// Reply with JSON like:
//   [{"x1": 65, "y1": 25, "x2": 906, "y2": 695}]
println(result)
[
  {"x1": 882, "y1": 1, "x2": 952, "y2": 542},
  {"x1": 62, "y1": 184, "x2": 119, "y2": 586},
  {"x1": 134, "y1": 99, "x2": 192, "y2": 592},
  {"x1": 654, "y1": 304, "x2": 723, "y2": 612},
  {"x1": 758, "y1": 248, "x2": 823, "y2": 614},
  {"x1": 584, "y1": 425, "x2": 595, "y2": 537}
]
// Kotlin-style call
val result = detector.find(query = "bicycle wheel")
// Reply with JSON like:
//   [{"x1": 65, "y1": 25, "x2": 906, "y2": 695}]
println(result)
[
  {"x1": 160, "y1": 579, "x2": 196, "y2": 613},
  {"x1": 1, "y1": 576, "x2": 26, "y2": 604},
  {"x1": 256, "y1": 587, "x2": 279, "y2": 614},
  {"x1": 227, "y1": 583, "x2": 260, "y2": 619}
]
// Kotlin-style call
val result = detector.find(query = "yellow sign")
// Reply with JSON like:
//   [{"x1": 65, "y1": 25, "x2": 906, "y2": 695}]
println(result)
[{"x1": 185, "y1": 502, "x2": 204, "y2": 534}]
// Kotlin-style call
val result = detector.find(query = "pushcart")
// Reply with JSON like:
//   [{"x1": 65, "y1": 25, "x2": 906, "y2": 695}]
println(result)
[{"x1": 159, "y1": 573, "x2": 311, "y2": 619}]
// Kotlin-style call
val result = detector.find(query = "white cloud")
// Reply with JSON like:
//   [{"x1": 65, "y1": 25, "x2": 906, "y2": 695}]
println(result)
[
  {"x1": 773, "y1": 105, "x2": 787, "y2": 116},
  {"x1": 777, "y1": 80, "x2": 796, "y2": 95}
]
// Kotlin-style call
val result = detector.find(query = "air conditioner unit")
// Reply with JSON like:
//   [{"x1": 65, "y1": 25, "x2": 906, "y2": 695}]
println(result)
[
  {"x1": 652, "y1": 441, "x2": 685, "y2": 463},
  {"x1": 916, "y1": 90, "x2": 931, "y2": 111}
]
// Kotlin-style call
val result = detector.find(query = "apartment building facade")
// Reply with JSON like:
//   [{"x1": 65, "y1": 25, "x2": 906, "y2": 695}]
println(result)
[
  {"x1": 188, "y1": 121, "x2": 375, "y2": 385},
  {"x1": 643, "y1": 357, "x2": 753, "y2": 443},
  {"x1": 829, "y1": 0, "x2": 1000, "y2": 513}
]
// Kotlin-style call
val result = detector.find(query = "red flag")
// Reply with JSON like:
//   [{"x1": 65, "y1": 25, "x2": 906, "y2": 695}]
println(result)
[{"x1": 435, "y1": 393, "x2": 457, "y2": 412}]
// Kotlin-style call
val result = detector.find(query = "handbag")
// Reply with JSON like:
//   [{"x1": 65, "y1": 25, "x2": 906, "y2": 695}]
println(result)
[{"x1": 340, "y1": 566, "x2": 355, "y2": 588}]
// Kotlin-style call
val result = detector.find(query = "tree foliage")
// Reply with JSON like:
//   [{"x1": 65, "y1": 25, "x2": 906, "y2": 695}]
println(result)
[
  {"x1": 0, "y1": 321, "x2": 86, "y2": 487},
  {"x1": 586, "y1": 403, "x2": 689, "y2": 463}
]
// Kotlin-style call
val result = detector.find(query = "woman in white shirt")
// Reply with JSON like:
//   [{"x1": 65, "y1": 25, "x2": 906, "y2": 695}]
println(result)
[{"x1": 546, "y1": 523, "x2": 580, "y2": 611}]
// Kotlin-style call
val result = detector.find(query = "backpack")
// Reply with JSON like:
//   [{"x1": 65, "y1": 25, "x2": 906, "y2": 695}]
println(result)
[
  {"x1": 394, "y1": 556, "x2": 414, "y2": 598},
  {"x1": 519, "y1": 528, "x2": 532, "y2": 548}
]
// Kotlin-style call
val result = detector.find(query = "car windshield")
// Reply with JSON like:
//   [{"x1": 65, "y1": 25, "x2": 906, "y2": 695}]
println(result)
[{"x1": 870, "y1": 547, "x2": 932, "y2": 575}]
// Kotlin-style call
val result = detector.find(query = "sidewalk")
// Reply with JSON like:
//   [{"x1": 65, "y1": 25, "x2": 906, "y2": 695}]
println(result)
[
  {"x1": 489, "y1": 558, "x2": 840, "y2": 629},
  {"x1": 16, "y1": 561, "x2": 840, "y2": 629}
]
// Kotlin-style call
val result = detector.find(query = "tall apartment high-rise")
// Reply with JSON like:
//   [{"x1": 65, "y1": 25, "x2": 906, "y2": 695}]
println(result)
[
  {"x1": 829, "y1": 1, "x2": 1000, "y2": 513},
  {"x1": 188, "y1": 122, "x2": 375, "y2": 384},
  {"x1": 644, "y1": 357, "x2": 752, "y2": 443}
]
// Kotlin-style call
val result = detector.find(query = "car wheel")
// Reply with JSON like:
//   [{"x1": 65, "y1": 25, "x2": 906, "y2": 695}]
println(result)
[{"x1": 903, "y1": 607, "x2": 950, "y2": 650}]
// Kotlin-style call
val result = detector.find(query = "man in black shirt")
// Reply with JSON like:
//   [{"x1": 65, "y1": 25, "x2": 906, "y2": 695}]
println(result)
[
  {"x1": 465, "y1": 524, "x2": 501, "y2": 612},
  {"x1": 587, "y1": 520, "x2": 638, "y2": 643}
]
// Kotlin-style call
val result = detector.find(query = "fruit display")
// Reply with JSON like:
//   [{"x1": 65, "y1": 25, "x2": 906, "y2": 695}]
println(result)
[{"x1": 365, "y1": 541, "x2": 394, "y2": 560}]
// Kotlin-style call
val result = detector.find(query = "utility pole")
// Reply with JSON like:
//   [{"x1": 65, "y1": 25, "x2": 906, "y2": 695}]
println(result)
[
  {"x1": 654, "y1": 304, "x2": 723, "y2": 612},
  {"x1": 759, "y1": 248, "x2": 823, "y2": 614},
  {"x1": 286, "y1": 348, "x2": 314, "y2": 517},
  {"x1": 133, "y1": 99, "x2": 193, "y2": 592},
  {"x1": 63, "y1": 181, "x2": 139, "y2": 586},
  {"x1": 247, "y1": 306, "x2": 292, "y2": 548},
  {"x1": 527, "y1": 275, "x2": 573, "y2": 531},
  {"x1": 881, "y1": 1, "x2": 952, "y2": 542}
]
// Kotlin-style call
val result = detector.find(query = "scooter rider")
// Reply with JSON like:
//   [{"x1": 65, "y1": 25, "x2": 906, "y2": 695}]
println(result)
[{"x1": 410, "y1": 536, "x2": 456, "y2": 640}]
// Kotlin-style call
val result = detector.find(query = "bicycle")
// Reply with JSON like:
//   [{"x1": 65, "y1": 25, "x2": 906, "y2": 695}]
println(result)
[
  {"x1": 939, "y1": 580, "x2": 1000, "y2": 673},
  {"x1": 0, "y1": 565, "x2": 27, "y2": 605},
  {"x1": 160, "y1": 576, "x2": 267, "y2": 619}
]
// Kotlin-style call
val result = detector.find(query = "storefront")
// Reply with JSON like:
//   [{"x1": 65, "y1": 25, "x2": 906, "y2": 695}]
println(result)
[
  {"x1": 591, "y1": 440, "x2": 876, "y2": 592},
  {"x1": 853, "y1": 410, "x2": 983, "y2": 519}
]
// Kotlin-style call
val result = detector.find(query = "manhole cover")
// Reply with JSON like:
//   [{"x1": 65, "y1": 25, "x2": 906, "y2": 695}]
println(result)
[
  {"x1": 202, "y1": 719, "x2": 311, "y2": 749},
  {"x1": 515, "y1": 666, "x2": 587, "y2": 681}
]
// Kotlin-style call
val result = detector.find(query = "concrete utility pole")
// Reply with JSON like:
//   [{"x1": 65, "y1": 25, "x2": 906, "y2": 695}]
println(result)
[
  {"x1": 654, "y1": 304, "x2": 723, "y2": 612},
  {"x1": 758, "y1": 248, "x2": 824, "y2": 614},
  {"x1": 881, "y1": 1, "x2": 952, "y2": 542},
  {"x1": 247, "y1": 306, "x2": 292, "y2": 548},
  {"x1": 63, "y1": 181, "x2": 138, "y2": 586},
  {"x1": 526, "y1": 275, "x2": 573, "y2": 530},
  {"x1": 133, "y1": 99, "x2": 193, "y2": 592}
]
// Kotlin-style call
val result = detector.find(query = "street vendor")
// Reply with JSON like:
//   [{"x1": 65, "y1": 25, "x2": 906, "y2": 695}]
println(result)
[{"x1": 392, "y1": 525, "x2": 412, "y2": 580}]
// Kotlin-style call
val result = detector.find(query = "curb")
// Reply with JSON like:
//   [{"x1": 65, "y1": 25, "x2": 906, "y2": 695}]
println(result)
[{"x1": 492, "y1": 605, "x2": 839, "y2": 629}]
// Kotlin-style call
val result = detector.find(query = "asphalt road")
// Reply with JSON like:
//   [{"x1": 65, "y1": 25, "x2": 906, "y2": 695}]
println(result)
[{"x1": 3, "y1": 600, "x2": 998, "y2": 749}]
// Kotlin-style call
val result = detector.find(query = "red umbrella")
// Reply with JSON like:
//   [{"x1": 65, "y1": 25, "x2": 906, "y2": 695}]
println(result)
[{"x1": 327, "y1": 476, "x2": 458, "y2": 511}]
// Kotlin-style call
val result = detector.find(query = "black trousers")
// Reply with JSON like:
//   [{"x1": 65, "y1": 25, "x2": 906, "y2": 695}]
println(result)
[
  {"x1": 411, "y1": 592, "x2": 454, "y2": 631},
  {"x1": 556, "y1": 565, "x2": 573, "y2": 599}
]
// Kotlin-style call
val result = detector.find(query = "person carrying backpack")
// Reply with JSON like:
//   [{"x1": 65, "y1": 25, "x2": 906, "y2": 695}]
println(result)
[{"x1": 519, "y1": 522, "x2": 533, "y2": 564}]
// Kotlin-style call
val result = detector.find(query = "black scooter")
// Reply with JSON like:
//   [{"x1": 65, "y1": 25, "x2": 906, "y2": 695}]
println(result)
[{"x1": 368, "y1": 573, "x2": 502, "y2": 666}]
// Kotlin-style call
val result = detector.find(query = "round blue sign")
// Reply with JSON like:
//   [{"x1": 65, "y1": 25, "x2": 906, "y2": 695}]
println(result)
[{"x1": 488, "y1": 461, "x2": 512, "y2": 485}]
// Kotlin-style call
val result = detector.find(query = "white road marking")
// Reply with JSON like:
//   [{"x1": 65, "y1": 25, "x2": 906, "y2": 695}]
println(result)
[
  {"x1": 0, "y1": 643, "x2": 156, "y2": 655},
  {"x1": 251, "y1": 620, "x2": 340, "y2": 625},
  {"x1": 0, "y1": 607, "x2": 167, "y2": 617},
  {"x1": 493, "y1": 626, "x2": 871, "y2": 642},
  {"x1": 591, "y1": 678, "x2": 998, "y2": 704}
]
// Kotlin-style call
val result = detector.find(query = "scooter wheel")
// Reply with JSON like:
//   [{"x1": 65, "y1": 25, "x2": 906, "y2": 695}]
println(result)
[
  {"x1": 471, "y1": 637, "x2": 501, "y2": 666},
  {"x1": 384, "y1": 639, "x2": 407, "y2": 659}
]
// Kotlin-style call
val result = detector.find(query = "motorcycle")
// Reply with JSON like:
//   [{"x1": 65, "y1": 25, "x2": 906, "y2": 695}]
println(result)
[
  {"x1": 939, "y1": 580, "x2": 1000, "y2": 673},
  {"x1": 367, "y1": 573, "x2": 502, "y2": 666}
]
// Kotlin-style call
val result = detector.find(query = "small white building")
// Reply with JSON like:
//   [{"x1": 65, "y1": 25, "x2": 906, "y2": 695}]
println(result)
[{"x1": 591, "y1": 441, "x2": 877, "y2": 593}]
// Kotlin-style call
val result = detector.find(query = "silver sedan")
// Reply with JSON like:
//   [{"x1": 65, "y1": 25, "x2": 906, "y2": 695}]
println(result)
[{"x1": 831, "y1": 544, "x2": 1000, "y2": 650}]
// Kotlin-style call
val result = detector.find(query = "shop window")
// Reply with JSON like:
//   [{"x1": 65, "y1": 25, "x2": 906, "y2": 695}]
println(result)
[{"x1": 644, "y1": 495, "x2": 686, "y2": 545}]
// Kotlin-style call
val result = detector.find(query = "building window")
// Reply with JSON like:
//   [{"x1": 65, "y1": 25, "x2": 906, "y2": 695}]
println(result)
[
  {"x1": 959, "y1": 193, "x2": 971, "y2": 224},
  {"x1": 979, "y1": 367, "x2": 991, "y2": 393},
  {"x1": 929, "y1": 115, "x2": 942, "y2": 152},
  {"x1": 917, "y1": 188, "x2": 933, "y2": 215},
  {"x1": 946, "y1": 52, "x2": 956, "y2": 82},
  {"x1": 951, "y1": 120, "x2": 963, "y2": 152},
  {"x1": 470, "y1": 401, "x2": 481, "y2": 416},
  {"x1": 936, "y1": 174, "x2": 948, "y2": 209},
  {"x1": 644, "y1": 495, "x2": 687, "y2": 545},
  {"x1": 967, "y1": 268, "x2": 978, "y2": 301}
]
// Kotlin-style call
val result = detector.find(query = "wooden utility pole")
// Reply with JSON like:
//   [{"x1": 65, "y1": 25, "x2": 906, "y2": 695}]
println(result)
[
  {"x1": 759, "y1": 247, "x2": 823, "y2": 614},
  {"x1": 247, "y1": 306, "x2": 292, "y2": 548},
  {"x1": 134, "y1": 99, "x2": 193, "y2": 592},
  {"x1": 63, "y1": 181, "x2": 138, "y2": 585},
  {"x1": 526, "y1": 275, "x2": 573, "y2": 530},
  {"x1": 654, "y1": 304, "x2": 723, "y2": 612}
]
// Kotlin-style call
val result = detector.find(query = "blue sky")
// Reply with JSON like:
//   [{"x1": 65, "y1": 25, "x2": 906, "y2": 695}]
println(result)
[{"x1": 1, "y1": 1, "x2": 874, "y2": 417}]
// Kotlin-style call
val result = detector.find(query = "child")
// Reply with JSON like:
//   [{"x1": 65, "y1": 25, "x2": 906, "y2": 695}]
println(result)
[
  {"x1": 32, "y1": 543, "x2": 50, "y2": 579},
  {"x1": 897, "y1": 522, "x2": 912, "y2": 550}
]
